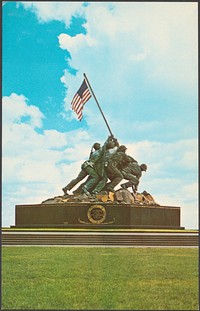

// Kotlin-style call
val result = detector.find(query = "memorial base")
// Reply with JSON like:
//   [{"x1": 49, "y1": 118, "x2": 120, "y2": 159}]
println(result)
[{"x1": 12, "y1": 203, "x2": 184, "y2": 229}]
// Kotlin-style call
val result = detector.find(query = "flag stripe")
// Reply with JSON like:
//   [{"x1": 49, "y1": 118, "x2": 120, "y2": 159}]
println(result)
[
  {"x1": 76, "y1": 103, "x2": 83, "y2": 114},
  {"x1": 70, "y1": 79, "x2": 92, "y2": 120},
  {"x1": 72, "y1": 94, "x2": 80, "y2": 110},
  {"x1": 72, "y1": 97, "x2": 82, "y2": 110},
  {"x1": 82, "y1": 89, "x2": 91, "y2": 102}
]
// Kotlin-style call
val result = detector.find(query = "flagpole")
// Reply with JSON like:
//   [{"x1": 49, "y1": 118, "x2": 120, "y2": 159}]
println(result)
[{"x1": 83, "y1": 73, "x2": 114, "y2": 138}]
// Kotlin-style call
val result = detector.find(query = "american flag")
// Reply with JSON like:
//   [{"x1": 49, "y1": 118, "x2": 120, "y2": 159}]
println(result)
[{"x1": 71, "y1": 79, "x2": 92, "y2": 121}]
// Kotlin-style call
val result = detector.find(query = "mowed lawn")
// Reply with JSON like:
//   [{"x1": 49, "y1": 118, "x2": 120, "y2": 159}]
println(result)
[{"x1": 2, "y1": 247, "x2": 198, "y2": 310}]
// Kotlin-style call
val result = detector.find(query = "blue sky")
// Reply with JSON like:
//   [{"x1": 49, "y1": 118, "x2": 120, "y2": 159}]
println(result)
[{"x1": 2, "y1": 1, "x2": 198, "y2": 228}]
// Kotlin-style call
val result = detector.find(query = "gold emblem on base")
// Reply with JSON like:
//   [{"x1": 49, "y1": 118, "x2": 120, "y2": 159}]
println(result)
[
  {"x1": 78, "y1": 204, "x2": 115, "y2": 225},
  {"x1": 87, "y1": 204, "x2": 106, "y2": 224}
]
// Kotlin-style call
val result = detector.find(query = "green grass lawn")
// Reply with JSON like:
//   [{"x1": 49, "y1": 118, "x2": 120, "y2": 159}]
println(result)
[{"x1": 2, "y1": 247, "x2": 199, "y2": 310}]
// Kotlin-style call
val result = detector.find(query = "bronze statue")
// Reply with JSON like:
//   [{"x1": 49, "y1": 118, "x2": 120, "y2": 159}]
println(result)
[
  {"x1": 62, "y1": 136, "x2": 119, "y2": 195},
  {"x1": 120, "y1": 162, "x2": 147, "y2": 191},
  {"x1": 62, "y1": 137, "x2": 147, "y2": 196}
]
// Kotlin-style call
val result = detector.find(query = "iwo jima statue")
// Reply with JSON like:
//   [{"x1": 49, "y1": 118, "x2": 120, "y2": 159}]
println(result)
[
  {"x1": 14, "y1": 74, "x2": 183, "y2": 229},
  {"x1": 60, "y1": 135, "x2": 151, "y2": 203}
]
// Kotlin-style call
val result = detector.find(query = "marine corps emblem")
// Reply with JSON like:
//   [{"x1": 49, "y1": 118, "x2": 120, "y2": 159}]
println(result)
[{"x1": 87, "y1": 205, "x2": 106, "y2": 224}]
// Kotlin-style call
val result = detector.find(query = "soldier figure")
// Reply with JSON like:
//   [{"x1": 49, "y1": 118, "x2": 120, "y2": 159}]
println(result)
[
  {"x1": 105, "y1": 145, "x2": 131, "y2": 192},
  {"x1": 62, "y1": 143, "x2": 101, "y2": 196},
  {"x1": 91, "y1": 138, "x2": 119, "y2": 194},
  {"x1": 120, "y1": 161, "x2": 147, "y2": 192},
  {"x1": 62, "y1": 136, "x2": 148, "y2": 196}
]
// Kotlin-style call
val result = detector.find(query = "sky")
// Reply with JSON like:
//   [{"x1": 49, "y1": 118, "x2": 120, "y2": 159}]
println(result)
[{"x1": 2, "y1": 1, "x2": 198, "y2": 229}]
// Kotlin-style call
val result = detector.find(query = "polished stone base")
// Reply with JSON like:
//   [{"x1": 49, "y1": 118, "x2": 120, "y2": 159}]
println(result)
[{"x1": 12, "y1": 202, "x2": 184, "y2": 229}]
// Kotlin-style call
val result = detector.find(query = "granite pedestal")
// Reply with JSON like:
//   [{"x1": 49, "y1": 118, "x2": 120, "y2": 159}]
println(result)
[{"x1": 12, "y1": 203, "x2": 184, "y2": 229}]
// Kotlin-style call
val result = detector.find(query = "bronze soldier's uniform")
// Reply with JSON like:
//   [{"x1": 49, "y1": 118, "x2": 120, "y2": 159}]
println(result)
[
  {"x1": 82, "y1": 147, "x2": 104, "y2": 192},
  {"x1": 62, "y1": 159, "x2": 99, "y2": 195},
  {"x1": 91, "y1": 144, "x2": 118, "y2": 194},
  {"x1": 105, "y1": 147, "x2": 131, "y2": 192},
  {"x1": 121, "y1": 162, "x2": 147, "y2": 191}
]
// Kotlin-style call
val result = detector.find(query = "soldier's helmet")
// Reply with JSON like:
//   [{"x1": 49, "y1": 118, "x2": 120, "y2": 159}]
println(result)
[
  {"x1": 93, "y1": 143, "x2": 101, "y2": 150},
  {"x1": 140, "y1": 163, "x2": 147, "y2": 171},
  {"x1": 118, "y1": 145, "x2": 127, "y2": 152}
]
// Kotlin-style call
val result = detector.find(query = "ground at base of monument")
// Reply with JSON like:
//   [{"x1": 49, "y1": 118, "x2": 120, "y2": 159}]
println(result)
[{"x1": 2, "y1": 247, "x2": 198, "y2": 310}]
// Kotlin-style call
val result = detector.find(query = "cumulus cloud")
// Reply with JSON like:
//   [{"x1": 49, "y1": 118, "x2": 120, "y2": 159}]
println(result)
[
  {"x1": 122, "y1": 138, "x2": 198, "y2": 229},
  {"x1": 20, "y1": 2, "x2": 198, "y2": 89},
  {"x1": 2, "y1": 92, "x2": 197, "y2": 228},
  {"x1": 2, "y1": 93, "x2": 94, "y2": 226},
  {"x1": 2, "y1": 93, "x2": 44, "y2": 128},
  {"x1": 20, "y1": 1, "x2": 85, "y2": 26},
  {"x1": 58, "y1": 33, "x2": 97, "y2": 54},
  {"x1": 68, "y1": 2, "x2": 197, "y2": 83},
  {"x1": 53, "y1": 2, "x2": 198, "y2": 140}
]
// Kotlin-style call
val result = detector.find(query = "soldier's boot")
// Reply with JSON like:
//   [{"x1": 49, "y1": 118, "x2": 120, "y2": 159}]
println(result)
[
  {"x1": 73, "y1": 189, "x2": 82, "y2": 195},
  {"x1": 91, "y1": 190, "x2": 99, "y2": 195},
  {"x1": 107, "y1": 175, "x2": 123, "y2": 192},
  {"x1": 62, "y1": 186, "x2": 70, "y2": 195},
  {"x1": 73, "y1": 182, "x2": 86, "y2": 195},
  {"x1": 82, "y1": 185, "x2": 91, "y2": 196}
]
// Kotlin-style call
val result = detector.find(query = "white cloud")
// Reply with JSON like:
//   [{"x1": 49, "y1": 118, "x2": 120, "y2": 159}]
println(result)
[
  {"x1": 127, "y1": 138, "x2": 198, "y2": 171},
  {"x1": 2, "y1": 93, "x2": 44, "y2": 128},
  {"x1": 124, "y1": 139, "x2": 198, "y2": 229},
  {"x1": 19, "y1": 2, "x2": 198, "y2": 133},
  {"x1": 55, "y1": 2, "x2": 198, "y2": 136},
  {"x1": 58, "y1": 33, "x2": 97, "y2": 54},
  {"x1": 2, "y1": 93, "x2": 198, "y2": 229},
  {"x1": 129, "y1": 50, "x2": 150, "y2": 62},
  {"x1": 2, "y1": 93, "x2": 92, "y2": 159},
  {"x1": 2, "y1": 93, "x2": 95, "y2": 227},
  {"x1": 20, "y1": 1, "x2": 84, "y2": 26},
  {"x1": 20, "y1": 2, "x2": 198, "y2": 91}
]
